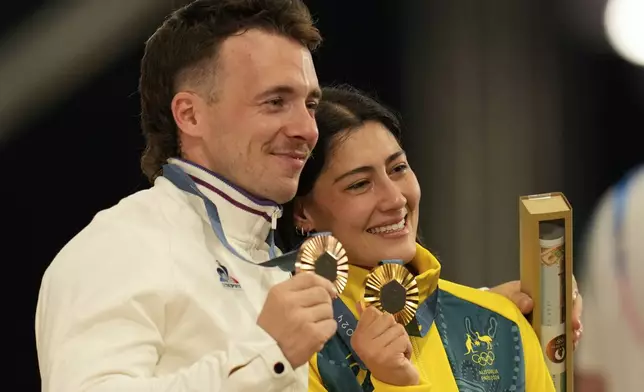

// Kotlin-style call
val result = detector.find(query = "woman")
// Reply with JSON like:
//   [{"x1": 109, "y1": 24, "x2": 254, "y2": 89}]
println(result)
[{"x1": 278, "y1": 85, "x2": 555, "y2": 391}]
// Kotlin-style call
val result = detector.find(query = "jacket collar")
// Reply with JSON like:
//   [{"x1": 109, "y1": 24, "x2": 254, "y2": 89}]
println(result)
[{"x1": 167, "y1": 158, "x2": 282, "y2": 259}]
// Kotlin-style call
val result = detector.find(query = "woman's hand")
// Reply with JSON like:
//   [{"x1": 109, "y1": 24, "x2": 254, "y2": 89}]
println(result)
[
  {"x1": 350, "y1": 303, "x2": 419, "y2": 386},
  {"x1": 490, "y1": 275, "x2": 583, "y2": 349}
]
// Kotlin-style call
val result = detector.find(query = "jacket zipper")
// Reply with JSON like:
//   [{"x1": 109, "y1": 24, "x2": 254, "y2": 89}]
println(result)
[{"x1": 271, "y1": 209, "x2": 279, "y2": 230}]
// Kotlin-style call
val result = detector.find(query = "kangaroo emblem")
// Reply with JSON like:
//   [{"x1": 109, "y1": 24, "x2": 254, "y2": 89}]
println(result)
[{"x1": 465, "y1": 333, "x2": 481, "y2": 354}]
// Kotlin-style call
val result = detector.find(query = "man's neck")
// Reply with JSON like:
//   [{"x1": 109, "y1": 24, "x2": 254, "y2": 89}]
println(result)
[{"x1": 172, "y1": 157, "x2": 281, "y2": 207}]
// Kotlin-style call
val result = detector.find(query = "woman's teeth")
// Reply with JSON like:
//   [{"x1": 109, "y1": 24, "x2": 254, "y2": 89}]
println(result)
[{"x1": 367, "y1": 218, "x2": 406, "y2": 234}]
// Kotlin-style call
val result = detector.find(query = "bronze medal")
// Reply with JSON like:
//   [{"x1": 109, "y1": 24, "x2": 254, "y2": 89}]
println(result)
[
  {"x1": 295, "y1": 233, "x2": 349, "y2": 294},
  {"x1": 364, "y1": 263, "x2": 419, "y2": 325}
]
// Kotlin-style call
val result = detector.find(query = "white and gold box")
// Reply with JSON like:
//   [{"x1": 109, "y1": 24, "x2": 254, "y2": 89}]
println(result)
[{"x1": 519, "y1": 192, "x2": 574, "y2": 392}]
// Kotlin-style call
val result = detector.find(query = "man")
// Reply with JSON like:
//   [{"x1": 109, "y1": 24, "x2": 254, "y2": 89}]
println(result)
[
  {"x1": 35, "y1": 1, "x2": 581, "y2": 391},
  {"x1": 575, "y1": 165, "x2": 644, "y2": 391},
  {"x1": 36, "y1": 1, "x2": 335, "y2": 391}
]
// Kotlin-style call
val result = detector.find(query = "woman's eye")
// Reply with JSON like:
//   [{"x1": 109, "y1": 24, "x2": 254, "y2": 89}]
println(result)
[
  {"x1": 347, "y1": 180, "x2": 369, "y2": 190},
  {"x1": 392, "y1": 163, "x2": 409, "y2": 173}
]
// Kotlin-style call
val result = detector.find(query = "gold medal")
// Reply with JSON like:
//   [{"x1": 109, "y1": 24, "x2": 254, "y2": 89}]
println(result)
[
  {"x1": 364, "y1": 262, "x2": 419, "y2": 325},
  {"x1": 295, "y1": 233, "x2": 349, "y2": 294}
]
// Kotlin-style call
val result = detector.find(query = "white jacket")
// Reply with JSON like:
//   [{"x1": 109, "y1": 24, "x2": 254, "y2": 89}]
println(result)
[{"x1": 35, "y1": 158, "x2": 307, "y2": 392}]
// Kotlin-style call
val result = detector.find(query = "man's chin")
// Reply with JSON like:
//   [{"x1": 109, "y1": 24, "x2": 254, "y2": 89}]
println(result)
[{"x1": 266, "y1": 180, "x2": 298, "y2": 204}]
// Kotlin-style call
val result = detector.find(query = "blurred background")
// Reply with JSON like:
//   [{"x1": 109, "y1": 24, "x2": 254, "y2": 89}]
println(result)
[{"x1": 2, "y1": 0, "x2": 643, "y2": 389}]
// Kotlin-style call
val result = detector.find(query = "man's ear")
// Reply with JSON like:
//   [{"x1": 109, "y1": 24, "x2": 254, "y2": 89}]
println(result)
[
  {"x1": 293, "y1": 197, "x2": 316, "y2": 232},
  {"x1": 171, "y1": 91, "x2": 206, "y2": 138}
]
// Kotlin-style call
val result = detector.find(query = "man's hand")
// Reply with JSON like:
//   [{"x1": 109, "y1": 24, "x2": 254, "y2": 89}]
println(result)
[
  {"x1": 257, "y1": 273, "x2": 337, "y2": 369},
  {"x1": 350, "y1": 303, "x2": 419, "y2": 386},
  {"x1": 489, "y1": 275, "x2": 583, "y2": 349}
]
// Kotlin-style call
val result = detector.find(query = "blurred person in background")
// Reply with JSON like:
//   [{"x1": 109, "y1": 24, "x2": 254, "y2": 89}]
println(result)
[{"x1": 575, "y1": 164, "x2": 644, "y2": 392}]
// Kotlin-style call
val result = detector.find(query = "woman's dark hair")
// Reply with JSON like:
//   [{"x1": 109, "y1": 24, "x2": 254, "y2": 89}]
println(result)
[{"x1": 276, "y1": 84, "x2": 403, "y2": 251}]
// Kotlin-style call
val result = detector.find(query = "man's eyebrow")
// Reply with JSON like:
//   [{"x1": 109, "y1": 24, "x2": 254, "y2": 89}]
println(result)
[{"x1": 254, "y1": 85, "x2": 322, "y2": 100}]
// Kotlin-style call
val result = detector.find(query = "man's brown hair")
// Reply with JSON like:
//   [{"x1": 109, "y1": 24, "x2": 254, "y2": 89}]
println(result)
[{"x1": 139, "y1": 0, "x2": 322, "y2": 182}]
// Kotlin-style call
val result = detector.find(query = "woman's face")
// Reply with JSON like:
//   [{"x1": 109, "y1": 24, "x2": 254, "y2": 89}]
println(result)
[{"x1": 297, "y1": 121, "x2": 421, "y2": 268}]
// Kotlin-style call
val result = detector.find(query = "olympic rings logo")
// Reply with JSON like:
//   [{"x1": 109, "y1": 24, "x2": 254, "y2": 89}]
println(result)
[{"x1": 471, "y1": 351, "x2": 496, "y2": 366}]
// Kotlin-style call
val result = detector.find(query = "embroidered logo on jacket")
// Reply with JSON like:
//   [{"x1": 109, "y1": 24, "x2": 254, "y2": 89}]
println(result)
[
  {"x1": 464, "y1": 317, "x2": 498, "y2": 367},
  {"x1": 216, "y1": 261, "x2": 242, "y2": 289},
  {"x1": 436, "y1": 290, "x2": 526, "y2": 391}
]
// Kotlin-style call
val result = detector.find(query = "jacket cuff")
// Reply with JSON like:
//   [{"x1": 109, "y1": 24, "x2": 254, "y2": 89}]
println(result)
[{"x1": 225, "y1": 324, "x2": 299, "y2": 390}]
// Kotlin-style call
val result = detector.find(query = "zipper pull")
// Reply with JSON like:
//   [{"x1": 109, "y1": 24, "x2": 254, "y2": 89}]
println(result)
[{"x1": 271, "y1": 210, "x2": 278, "y2": 230}]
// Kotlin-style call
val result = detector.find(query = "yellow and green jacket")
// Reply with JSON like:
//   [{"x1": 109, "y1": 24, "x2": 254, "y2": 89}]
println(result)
[{"x1": 308, "y1": 245, "x2": 555, "y2": 392}]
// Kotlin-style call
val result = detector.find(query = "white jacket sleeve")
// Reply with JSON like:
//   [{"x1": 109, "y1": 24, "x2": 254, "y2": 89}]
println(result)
[{"x1": 35, "y1": 223, "x2": 300, "y2": 392}]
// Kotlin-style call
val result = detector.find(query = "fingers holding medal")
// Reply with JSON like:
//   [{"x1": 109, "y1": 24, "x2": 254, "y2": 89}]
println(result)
[{"x1": 353, "y1": 263, "x2": 420, "y2": 387}]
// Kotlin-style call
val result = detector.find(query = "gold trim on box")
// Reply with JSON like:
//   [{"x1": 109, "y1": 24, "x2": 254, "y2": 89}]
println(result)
[
  {"x1": 295, "y1": 234, "x2": 349, "y2": 294},
  {"x1": 364, "y1": 263, "x2": 419, "y2": 325}
]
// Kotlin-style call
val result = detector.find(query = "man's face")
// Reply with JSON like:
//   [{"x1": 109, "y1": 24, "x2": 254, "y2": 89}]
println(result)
[{"x1": 177, "y1": 29, "x2": 320, "y2": 204}]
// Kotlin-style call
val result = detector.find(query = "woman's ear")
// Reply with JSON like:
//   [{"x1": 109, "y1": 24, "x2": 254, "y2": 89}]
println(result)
[{"x1": 293, "y1": 197, "x2": 316, "y2": 233}]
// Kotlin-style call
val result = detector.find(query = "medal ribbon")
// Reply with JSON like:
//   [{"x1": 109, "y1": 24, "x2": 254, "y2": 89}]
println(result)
[{"x1": 162, "y1": 163, "x2": 292, "y2": 270}]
